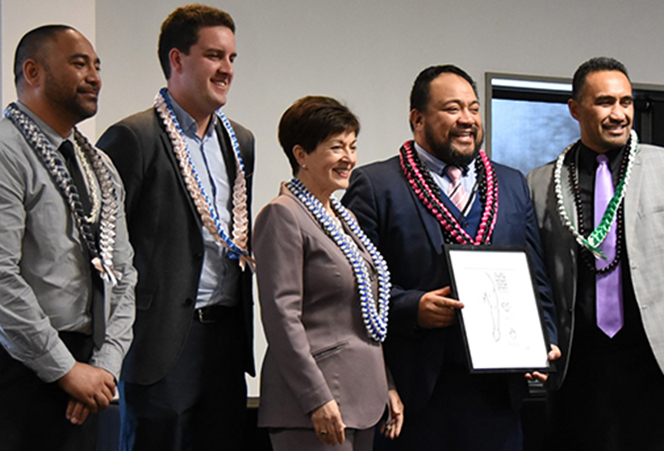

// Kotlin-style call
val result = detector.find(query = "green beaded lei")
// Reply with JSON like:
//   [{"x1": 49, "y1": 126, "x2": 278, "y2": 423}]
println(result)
[{"x1": 554, "y1": 130, "x2": 637, "y2": 259}]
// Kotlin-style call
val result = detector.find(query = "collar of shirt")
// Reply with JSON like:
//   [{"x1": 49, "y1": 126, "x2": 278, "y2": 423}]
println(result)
[
  {"x1": 577, "y1": 141, "x2": 625, "y2": 187},
  {"x1": 166, "y1": 92, "x2": 217, "y2": 140},
  {"x1": 16, "y1": 101, "x2": 75, "y2": 151},
  {"x1": 413, "y1": 141, "x2": 477, "y2": 195}
]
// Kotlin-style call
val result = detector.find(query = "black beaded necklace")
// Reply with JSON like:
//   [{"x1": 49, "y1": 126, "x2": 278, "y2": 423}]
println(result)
[
  {"x1": 567, "y1": 143, "x2": 629, "y2": 274},
  {"x1": 399, "y1": 141, "x2": 498, "y2": 245}
]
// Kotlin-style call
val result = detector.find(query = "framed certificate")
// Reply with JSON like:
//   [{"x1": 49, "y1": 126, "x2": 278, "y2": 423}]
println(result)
[{"x1": 445, "y1": 245, "x2": 553, "y2": 373}]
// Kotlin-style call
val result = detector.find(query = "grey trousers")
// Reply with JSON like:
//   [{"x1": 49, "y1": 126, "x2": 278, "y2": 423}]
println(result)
[{"x1": 270, "y1": 427, "x2": 374, "y2": 451}]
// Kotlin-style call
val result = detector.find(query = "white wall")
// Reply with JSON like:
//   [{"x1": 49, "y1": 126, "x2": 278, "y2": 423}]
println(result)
[
  {"x1": 1, "y1": 0, "x2": 97, "y2": 138},
  {"x1": 3, "y1": 0, "x2": 664, "y2": 396},
  {"x1": 92, "y1": 0, "x2": 664, "y2": 396}
]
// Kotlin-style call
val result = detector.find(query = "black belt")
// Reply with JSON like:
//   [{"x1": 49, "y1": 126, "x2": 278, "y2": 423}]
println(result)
[{"x1": 193, "y1": 304, "x2": 239, "y2": 324}]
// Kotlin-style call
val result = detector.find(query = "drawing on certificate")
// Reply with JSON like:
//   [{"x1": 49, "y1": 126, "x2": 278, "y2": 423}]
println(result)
[
  {"x1": 481, "y1": 271, "x2": 517, "y2": 344},
  {"x1": 448, "y1": 248, "x2": 550, "y2": 371}
]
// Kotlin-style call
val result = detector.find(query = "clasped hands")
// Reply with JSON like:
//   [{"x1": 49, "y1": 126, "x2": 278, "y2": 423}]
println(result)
[
  {"x1": 417, "y1": 286, "x2": 562, "y2": 383},
  {"x1": 57, "y1": 362, "x2": 116, "y2": 425},
  {"x1": 311, "y1": 389, "x2": 404, "y2": 446}
]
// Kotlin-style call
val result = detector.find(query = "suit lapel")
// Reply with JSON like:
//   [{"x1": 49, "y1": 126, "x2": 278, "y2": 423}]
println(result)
[
  {"x1": 157, "y1": 111, "x2": 241, "y2": 231},
  {"x1": 216, "y1": 119, "x2": 237, "y2": 188},
  {"x1": 558, "y1": 157, "x2": 579, "y2": 310},
  {"x1": 404, "y1": 176, "x2": 446, "y2": 255},
  {"x1": 623, "y1": 143, "x2": 642, "y2": 237},
  {"x1": 561, "y1": 156, "x2": 578, "y2": 232},
  {"x1": 341, "y1": 220, "x2": 377, "y2": 273},
  {"x1": 156, "y1": 113, "x2": 203, "y2": 228}
]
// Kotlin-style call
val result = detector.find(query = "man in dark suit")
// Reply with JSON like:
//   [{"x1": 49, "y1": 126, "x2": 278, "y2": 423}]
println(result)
[
  {"x1": 527, "y1": 57, "x2": 664, "y2": 451},
  {"x1": 342, "y1": 65, "x2": 559, "y2": 450},
  {"x1": 97, "y1": 5, "x2": 255, "y2": 450}
]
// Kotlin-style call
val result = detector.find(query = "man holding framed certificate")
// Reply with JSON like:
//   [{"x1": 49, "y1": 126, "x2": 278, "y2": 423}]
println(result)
[{"x1": 343, "y1": 65, "x2": 560, "y2": 451}]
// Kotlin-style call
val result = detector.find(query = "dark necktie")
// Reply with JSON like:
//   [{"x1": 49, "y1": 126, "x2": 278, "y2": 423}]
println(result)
[
  {"x1": 594, "y1": 154, "x2": 623, "y2": 337},
  {"x1": 59, "y1": 140, "x2": 92, "y2": 216},
  {"x1": 59, "y1": 140, "x2": 105, "y2": 348}
]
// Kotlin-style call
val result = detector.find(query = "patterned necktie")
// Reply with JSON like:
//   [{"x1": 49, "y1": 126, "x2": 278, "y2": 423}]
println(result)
[
  {"x1": 446, "y1": 166, "x2": 469, "y2": 211},
  {"x1": 594, "y1": 154, "x2": 623, "y2": 337}
]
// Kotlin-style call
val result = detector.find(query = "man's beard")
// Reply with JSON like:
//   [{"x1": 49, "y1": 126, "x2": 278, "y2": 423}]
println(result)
[
  {"x1": 425, "y1": 126, "x2": 484, "y2": 168},
  {"x1": 44, "y1": 75, "x2": 98, "y2": 123}
]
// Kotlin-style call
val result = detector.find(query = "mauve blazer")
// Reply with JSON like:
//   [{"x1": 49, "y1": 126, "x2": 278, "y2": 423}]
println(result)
[{"x1": 254, "y1": 184, "x2": 389, "y2": 429}]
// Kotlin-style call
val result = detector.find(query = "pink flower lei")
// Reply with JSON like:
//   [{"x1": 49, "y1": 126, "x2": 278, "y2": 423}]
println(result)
[{"x1": 399, "y1": 140, "x2": 499, "y2": 245}]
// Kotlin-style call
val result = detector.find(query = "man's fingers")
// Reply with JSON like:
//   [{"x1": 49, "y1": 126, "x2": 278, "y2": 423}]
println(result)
[
  {"x1": 428, "y1": 289, "x2": 464, "y2": 310},
  {"x1": 67, "y1": 400, "x2": 89, "y2": 425},
  {"x1": 434, "y1": 286, "x2": 452, "y2": 297},
  {"x1": 66, "y1": 400, "x2": 76, "y2": 421},
  {"x1": 439, "y1": 297, "x2": 464, "y2": 309},
  {"x1": 94, "y1": 392, "x2": 111, "y2": 410},
  {"x1": 427, "y1": 297, "x2": 464, "y2": 311}
]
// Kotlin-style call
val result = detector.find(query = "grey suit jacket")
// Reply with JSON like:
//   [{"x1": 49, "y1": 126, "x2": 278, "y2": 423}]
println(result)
[
  {"x1": 527, "y1": 143, "x2": 664, "y2": 389},
  {"x1": 254, "y1": 185, "x2": 388, "y2": 429}
]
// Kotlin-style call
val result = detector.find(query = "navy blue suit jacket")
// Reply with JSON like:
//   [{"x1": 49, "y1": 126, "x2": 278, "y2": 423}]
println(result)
[{"x1": 342, "y1": 154, "x2": 557, "y2": 414}]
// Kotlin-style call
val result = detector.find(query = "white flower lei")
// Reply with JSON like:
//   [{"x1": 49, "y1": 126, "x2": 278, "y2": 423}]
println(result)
[
  {"x1": 154, "y1": 88, "x2": 253, "y2": 270},
  {"x1": 5, "y1": 103, "x2": 121, "y2": 284},
  {"x1": 287, "y1": 178, "x2": 390, "y2": 342},
  {"x1": 554, "y1": 130, "x2": 637, "y2": 258}
]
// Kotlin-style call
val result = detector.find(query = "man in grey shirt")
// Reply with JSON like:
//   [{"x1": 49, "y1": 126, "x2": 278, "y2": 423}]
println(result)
[{"x1": 0, "y1": 25, "x2": 136, "y2": 450}]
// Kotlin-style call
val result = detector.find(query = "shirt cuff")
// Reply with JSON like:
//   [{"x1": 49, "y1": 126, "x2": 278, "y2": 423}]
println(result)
[
  {"x1": 24, "y1": 339, "x2": 76, "y2": 383},
  {"x1": 88, "y1": 344, "x2": 124, "y2": 381}
]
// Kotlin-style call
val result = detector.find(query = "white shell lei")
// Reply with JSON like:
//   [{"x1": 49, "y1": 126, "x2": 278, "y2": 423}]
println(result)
[
  {"x1": 72, "y1": 139, "x2": 101, "y2": 224},
  {"x1": 554, "y1": 130, "x2": 637, "y2": 258},
  {"x1": 287, "y1": 178, "x2": 390, "y2": 342},
  {"x1": 154, "y1": 89, "x2": 253, "y2": 271},
  {"x1": 5, "y1": 103, "x2": 121, "y2": 285}
]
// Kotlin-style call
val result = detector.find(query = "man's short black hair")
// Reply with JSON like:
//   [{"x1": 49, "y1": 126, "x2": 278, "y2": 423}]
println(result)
[
  {"x1": 409, "y1": 65, "x2": 478, "y2": 130},
  {"x1": 14, "y1": 24, "x2": 74, "y2": 86},
  {"x1": 158, "y1": 4, "x2": 235, "y2": 79},
  {"x1": 572, "y1": 57, "x2": 631, "y2": 101},
  {"x1": 410, "y1": 65, "x2": 478, "y2": 112}
]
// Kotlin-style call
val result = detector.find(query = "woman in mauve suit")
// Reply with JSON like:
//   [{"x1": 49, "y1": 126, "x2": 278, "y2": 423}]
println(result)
[{"x1": 254, "y1": 96, "x2": 403, "y2": 451}]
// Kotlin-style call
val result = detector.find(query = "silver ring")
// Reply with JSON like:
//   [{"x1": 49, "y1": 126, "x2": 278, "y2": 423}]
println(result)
[{"x1": 320, "y1": 430, "x2": 328, "y2": 435}]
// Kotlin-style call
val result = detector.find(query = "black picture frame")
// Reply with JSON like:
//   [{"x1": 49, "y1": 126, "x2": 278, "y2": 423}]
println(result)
[{"x1": 444, "y1": 245, "x2": 553, "y2": 373}]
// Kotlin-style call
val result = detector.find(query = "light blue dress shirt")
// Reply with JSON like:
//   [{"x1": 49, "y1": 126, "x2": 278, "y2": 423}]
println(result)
[{"x1": 168, "y1": 94, "x2": 237, "y2": 308}]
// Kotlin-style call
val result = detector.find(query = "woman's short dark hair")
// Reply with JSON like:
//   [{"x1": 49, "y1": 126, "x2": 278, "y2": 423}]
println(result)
[{"x1": 278, "y1": 96, "x2": 360, "y2": 175}]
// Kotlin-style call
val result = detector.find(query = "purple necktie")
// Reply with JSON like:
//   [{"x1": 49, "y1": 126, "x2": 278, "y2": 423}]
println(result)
[
  {"x1": 446, "y1": 166, "x2": 469, "y2": 211},
  {"x1": 595, "y1": 154, "x2": 623, "y2": 337}
]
